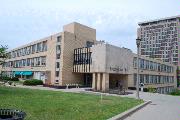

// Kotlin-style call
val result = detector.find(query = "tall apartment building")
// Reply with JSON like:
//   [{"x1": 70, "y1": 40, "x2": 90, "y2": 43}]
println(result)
[
  {"x1": 0, "y1": 22, "x2": 177, "y2": 94},
  {"x1": 138, "y1": 15, "x2": 180, "y2": 81}
]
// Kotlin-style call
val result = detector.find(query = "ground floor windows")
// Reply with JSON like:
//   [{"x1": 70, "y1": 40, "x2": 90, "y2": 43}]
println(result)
[
  {"x1": 157, "y1": 86, "x2": 174, "y2": 94},
  {"x1": 134, "y1": 74, "x2": 174, "y2": 85}
]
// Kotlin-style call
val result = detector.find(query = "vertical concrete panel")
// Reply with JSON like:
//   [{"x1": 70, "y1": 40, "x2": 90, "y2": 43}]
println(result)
[
  {"x1": 97, "y1": 73, "x2": 101, "y2": 91},
  {"x1": 92, "y1": 73, "x2": 97, "y2": 90},
  {"x1": 102, "y1": 73, "x2": 109, "y2": 92}
]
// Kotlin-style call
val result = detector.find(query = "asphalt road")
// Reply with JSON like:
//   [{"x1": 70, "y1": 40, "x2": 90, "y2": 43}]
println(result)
[{"x1": 125, "y1": 92, "x2": 180, "y2": 120}]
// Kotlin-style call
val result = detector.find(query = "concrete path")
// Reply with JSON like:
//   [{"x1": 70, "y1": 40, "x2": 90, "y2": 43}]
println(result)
[{"x1": 124, "y1": 92, "x2": 180, "y2": 120}]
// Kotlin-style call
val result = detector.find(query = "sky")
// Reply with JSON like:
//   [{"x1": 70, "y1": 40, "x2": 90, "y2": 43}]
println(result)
[{"x1": 0, "y1": 0, "x2": 180, "y2": 53}]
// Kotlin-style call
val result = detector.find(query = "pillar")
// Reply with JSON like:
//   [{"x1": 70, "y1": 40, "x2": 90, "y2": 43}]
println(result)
[
  {"x1": 92, "y1": 73, "x2": 97, "y2": 90},
  {"x1": 97, "y1": 73, "x2": 101, "y2": 91},
  {"x1": 102, "y1": 73, "x2": 109, "y2": 92}
]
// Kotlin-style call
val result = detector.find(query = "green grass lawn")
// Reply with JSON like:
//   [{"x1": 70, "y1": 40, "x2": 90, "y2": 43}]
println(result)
[{"x1": 0, "y1": 87, "x2": 143, "y2": 120}]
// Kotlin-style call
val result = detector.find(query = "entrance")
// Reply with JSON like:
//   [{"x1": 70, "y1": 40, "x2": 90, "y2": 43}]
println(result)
[{"x1": 84, "y1": 73, "x2": 92, "y2": 87}]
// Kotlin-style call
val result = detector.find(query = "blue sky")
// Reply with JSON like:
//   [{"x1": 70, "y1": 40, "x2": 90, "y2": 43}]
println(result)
[{"x1": 0, "y1": 0, "x2": 180, "y2": 52}]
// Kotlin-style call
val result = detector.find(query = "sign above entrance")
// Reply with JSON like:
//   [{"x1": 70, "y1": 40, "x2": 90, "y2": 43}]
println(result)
[{"x1": 110, "y1": 66, "x2": 128, "y2": 73}]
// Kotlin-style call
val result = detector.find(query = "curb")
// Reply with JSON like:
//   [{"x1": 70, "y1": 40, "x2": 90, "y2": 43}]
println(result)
[{"x1": 107, "y1": 100, "x2": 152, "y2": 120}]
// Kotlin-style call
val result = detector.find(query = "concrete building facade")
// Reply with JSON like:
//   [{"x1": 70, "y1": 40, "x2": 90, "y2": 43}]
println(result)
[
  {"x1": 0, "y1": 22, "x2": 177, "y2": 94},
  {"x1": 73, "y1": 43, "x2": 177, "y2": 94},
  {"x1": 138, "y1": 15, "x2": 180, "y2": 81}
]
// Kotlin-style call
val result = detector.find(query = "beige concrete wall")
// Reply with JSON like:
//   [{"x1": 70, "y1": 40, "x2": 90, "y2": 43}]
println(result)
[{"x1": 60, "y1": 22, "x2": 96, "y2": 85}]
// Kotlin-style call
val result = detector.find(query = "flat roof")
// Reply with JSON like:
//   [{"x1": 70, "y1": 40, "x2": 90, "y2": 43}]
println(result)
[{"x1": 138, "y1": 15, "x2": 180, "y2": 25}]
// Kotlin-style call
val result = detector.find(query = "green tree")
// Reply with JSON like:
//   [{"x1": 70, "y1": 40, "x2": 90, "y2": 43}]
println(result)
[{"x1": 0, "y1": 45, "x2": 8, "y2": 64}]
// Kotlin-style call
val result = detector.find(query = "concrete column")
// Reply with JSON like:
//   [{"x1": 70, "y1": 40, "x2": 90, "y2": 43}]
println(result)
[
  {"x1": 92, "y1": 73, "x2": 97, "y2": 91},
  {"x1": 97, "y1": 73, "x2": 101, "y2": 91},
  {"x1": 102, "y1": 73, "x2": 109, "y2": 92}
]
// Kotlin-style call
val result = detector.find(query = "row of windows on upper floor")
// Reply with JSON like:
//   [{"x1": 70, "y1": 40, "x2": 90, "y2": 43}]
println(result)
[
  {"x1": 134, "y1": 74, "x2": 174, "y2": 85},
  {"x1": 133, "y1": 57, "x2": 174, "y2": 73},
  {"x1": 7, "y1": 41, "x2": 48, "y2": 59},
  {"x1": 3, "y1": 56, "x2": 46, "y2": 68},
  {"x1": 140, "y1": 20, "x2": 177, "y2": 28}
]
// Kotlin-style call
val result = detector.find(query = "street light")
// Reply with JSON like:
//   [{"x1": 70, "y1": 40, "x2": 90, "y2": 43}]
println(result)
[{"x1": 136, "y1": 37, "x2": 141, "y2": 99}]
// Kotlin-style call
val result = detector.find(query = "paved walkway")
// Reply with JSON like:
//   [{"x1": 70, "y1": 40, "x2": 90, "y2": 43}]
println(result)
[{"x1": 124, "y1": 92, "x2": 180, "y2": 120}]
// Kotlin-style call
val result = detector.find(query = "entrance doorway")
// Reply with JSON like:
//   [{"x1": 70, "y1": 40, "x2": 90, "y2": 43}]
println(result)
[{"x1": 84, "y1": 73, "x2": 92, "y2": 87}]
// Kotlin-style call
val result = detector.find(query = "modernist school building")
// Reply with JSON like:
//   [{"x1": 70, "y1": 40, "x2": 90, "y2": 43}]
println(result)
[{"x1": 1, "y1": 22, "x2": 177, "y2": 94}]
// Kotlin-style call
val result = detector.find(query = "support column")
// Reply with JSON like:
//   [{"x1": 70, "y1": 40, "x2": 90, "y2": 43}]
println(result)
[
  {"x1": 92, "y1": 73, "x2": 97, "y2": 91},
  {"x1": 102, "y1": 73, "x2": 109, "y2": 92},
  {"x1": 97, "y1": 73, "x2": 101, "y2": 91}
]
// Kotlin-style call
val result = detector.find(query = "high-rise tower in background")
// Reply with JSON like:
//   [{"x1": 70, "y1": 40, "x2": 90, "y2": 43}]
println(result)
[{"x1": 138, "y1": 15, "x2": 180, "y2": 81}]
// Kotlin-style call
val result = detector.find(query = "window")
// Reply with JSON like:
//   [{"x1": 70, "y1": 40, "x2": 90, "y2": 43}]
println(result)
[
  {"x1": 41, "y1": 56, "x2": 46, "y2": 66},
  {"x1": 22, "y1": 59, "x2": 26, "y2": 66},
  {"x1": 57, "y1": 36, "x2": 61, "y2": 43},
  {"x1": 27, "y1": 58, "x2": 30, "y2": 66},
  {"x1": 36, "y1": 43, "x2": 41, "y2": 52},
  {"x1": 42, "y1": 41, "x2": 47, "y2": 51},
  {"x1": 56, "y1": 53, "x2": 60, "y2": 59},
  {"x1": 56, "y1": 62, "x2": 60, "y2": 68},
  {"x1": 36, "y1": 57, "x2": 40, "y2": 66},
  {"x1": 32, "y1": 44, "x2": 36, "y2": 53},
  {"x1": 55, "y1": 71, "x2": 59, "y2": 77},
  {"x1": 56, "y1": 45, "x2": 61, "y2": 51},
  {"x1": 31, "y1": 58, "x2": 34, "y2": 67},
  {"x1": 86, "y1": 41, "x2": 94, "y2": 47}
]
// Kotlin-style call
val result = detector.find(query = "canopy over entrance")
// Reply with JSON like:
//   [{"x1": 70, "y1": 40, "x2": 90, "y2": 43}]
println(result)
[{"x1": 14, "y1": 71, "x2": 33, "y2": 76}]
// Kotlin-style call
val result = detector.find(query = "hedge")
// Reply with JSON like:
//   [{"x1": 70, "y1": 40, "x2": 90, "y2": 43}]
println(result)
[
  {"x1": 23, "y1": 79, "x2": 43, "y2": 86},
  {"x1": 0, "y1": 76, "x2": 19, "y2": 81}
]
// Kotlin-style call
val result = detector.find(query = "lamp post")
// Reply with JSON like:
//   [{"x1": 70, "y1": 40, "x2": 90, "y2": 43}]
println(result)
[{"x1": 136, "y1": 37, "x2": 141, "y2": 99}]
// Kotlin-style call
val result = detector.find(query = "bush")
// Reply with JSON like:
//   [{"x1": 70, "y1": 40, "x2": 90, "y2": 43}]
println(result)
[
  {"x1": 147, "y1": 87, "x2": 156, "y2": 93},
  {"x1": 143, "y1": 88, "x2": 148, "y2": 92},
  {"x1": 169, "y1": 89, "x2": 180, "y2": 96},
  {"x1": 23, "y1": 79, "x2": 43, "y2": 86},
  {"x1": 11, "y1": 77, "x2": 19, "y2": 81},
  {"x1": 1, "y1": 76, "x2": 11, "y2": 81}
]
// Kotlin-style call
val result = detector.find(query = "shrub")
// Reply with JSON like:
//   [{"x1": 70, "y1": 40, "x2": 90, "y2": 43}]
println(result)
[
  {"x1": 11, "y1": 77, "x2": 19, "y2": 81},
  {"x1": 169, "y1": 89, "x2": 180, "y2": 96},
  {"x1": 147, "y1": 87, "x2": 156, "y2": 93},
  {"x1": 23, "y1": 79, "x2": 43, "y2": 86},
  {"x1": 1, "y1": 76, "x2": 11, "y2": 81},
  {"x1": 143, "y1": 88, "x2": 148, "y2": 92}
]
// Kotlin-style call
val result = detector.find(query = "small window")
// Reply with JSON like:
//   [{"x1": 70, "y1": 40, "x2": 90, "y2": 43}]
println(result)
[
  {"x1": 55, "y1": 71, "x2": 59, "y2": 77},
  {"x1": 56, "y1": 53, "x2": 60, "y2": 59},
  {"x1": 57, "y1": 36, "x2": 61, "y2": 43},
  {"x1": 56, "y1": 62, "x2": 60, "y2": 68},
  {"x1": 86, "y1": 41, "x2": 94, "y2": 48}
]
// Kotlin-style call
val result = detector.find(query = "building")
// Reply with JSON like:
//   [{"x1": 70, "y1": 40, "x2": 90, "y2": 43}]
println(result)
[
  {"x1": 73, "y1": 43, "x2": 177, "y2": 94},
  {"x1": 1, "y1": 22, "x2": 96, "y2": 85},
  {"x1": 0, "y1": 22, "x2": 177, "y2": 94},
  {"x1": 137, "y1": 15, "x2": 180, "y2": 81}
]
